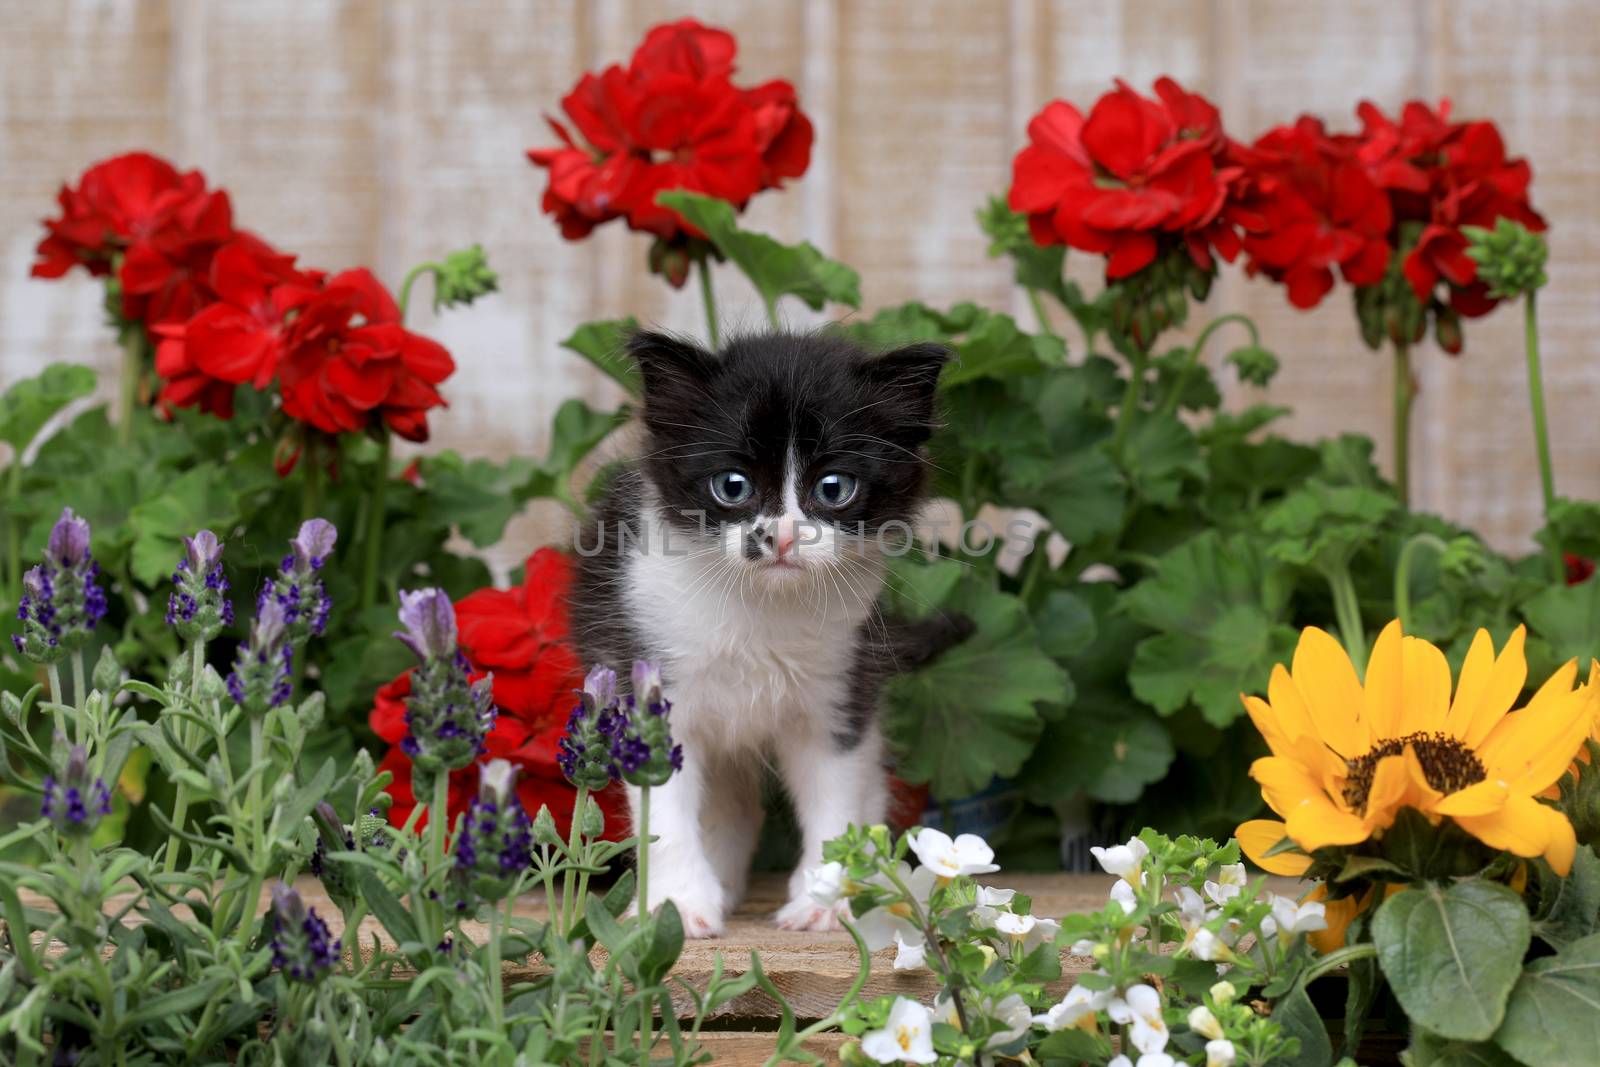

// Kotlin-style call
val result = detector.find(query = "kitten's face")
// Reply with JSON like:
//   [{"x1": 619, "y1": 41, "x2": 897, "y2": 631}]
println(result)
[{"x1": 631, "y1": 332, "x2": 949, "y2": 586}]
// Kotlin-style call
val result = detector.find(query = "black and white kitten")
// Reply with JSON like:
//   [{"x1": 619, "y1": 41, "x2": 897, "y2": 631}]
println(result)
[{"x1": 571, "y1": 330, "x2": 953, "y2": 937}]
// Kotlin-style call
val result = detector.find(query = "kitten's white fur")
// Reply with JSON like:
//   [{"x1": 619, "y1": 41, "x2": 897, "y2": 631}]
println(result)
[{"x1": 622, "y1": 470, "x2": 889, "y2": 937}]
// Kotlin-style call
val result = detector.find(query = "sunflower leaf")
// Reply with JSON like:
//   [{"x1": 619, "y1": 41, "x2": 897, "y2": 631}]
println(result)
[
  {"x1": 1532, "y1": 847, "x2": 1600, "y2": 950},
  {"x1": 1404, "y1": 1029, "x2": 1522, "y2": 1067},
  {"x1": 1373, "y1": 880, "x2": 1531, "y2": 1042},
  {"x1": 1122, "y1": 530, "x2": 1298, "y2": 726},
  {"x1": 1493, "y1": 930, "x2": 1600, "y2": 1065}
]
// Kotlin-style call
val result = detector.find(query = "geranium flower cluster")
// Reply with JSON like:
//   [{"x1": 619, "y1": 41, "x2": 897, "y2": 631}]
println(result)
[
  {"x1": 527, "y1": 18, "x2": 812, "y2": 285},
  {"x1": 32, "y1": 152, "x2": 463, "y2": 443},
  {"x1": 371, "y1": 548, "x2": 626, "y2": 836},
  {"x1": 1011, "y1": 79, "x2": 1543, "y2": 352}
]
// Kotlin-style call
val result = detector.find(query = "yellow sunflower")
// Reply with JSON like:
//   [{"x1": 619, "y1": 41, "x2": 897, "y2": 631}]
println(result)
[{"x1": 1237, "y1": 620, "x2": 1598, "y2": 877}]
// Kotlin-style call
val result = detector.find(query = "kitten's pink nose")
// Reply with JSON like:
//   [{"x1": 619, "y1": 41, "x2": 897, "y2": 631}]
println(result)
[{"x1": 772, "y1": 518, "x2": 798, "y2": 560}]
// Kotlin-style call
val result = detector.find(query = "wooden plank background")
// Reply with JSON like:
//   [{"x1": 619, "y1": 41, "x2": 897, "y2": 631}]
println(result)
[{"x1": 3, "y1": 1, "x2": 1597, "y2": 566}]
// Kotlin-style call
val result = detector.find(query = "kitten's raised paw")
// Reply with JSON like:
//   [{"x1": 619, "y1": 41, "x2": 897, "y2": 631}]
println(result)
[{"x1": 774, "y1": 896, "x2": 845, "y2": 932}]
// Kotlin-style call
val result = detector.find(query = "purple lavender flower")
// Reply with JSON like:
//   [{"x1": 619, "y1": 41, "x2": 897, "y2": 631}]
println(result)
[
  {"x1": 13, "y1": 508, "x2": 107, "y2": 664},
  {"x1": 397, "y1": 588, "x2": 495, "y2": 787},
  {"x1": 167, "y1": 529, "x2": 233, "y2": 642},
  {"x1": 396, "y1": 587, "x2": 457, "y2": 661},
  {"x1": 226, "y1": 600, "x2": 293, "y2": 713},
  {"x1": 41, "y1": 745, "x2": 112, "y2": 839},
  {"x1": 268, "y1": 882, "x2": 340, "y2": 984},
  {"x1": 449, "y1": 759, "x2": 533, "y2": 906},
  {"x1": 558, "y1": 665, "x2": 625, "y2": 791},
  {"x1": 256, "y1": 518, "x2": 337, "y2": 649},
  {"x1": 614, "y1": 660, "x2": 679, "y2": 789}
]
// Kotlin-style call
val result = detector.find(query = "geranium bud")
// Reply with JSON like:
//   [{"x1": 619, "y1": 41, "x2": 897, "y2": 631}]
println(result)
[
  {"x1": 41, "y1": 745, "x2": 112, "y2": 838},
  {"x1": 449, "y1": 758, "x2": 534, "y2": 905},
  {"x1": 1434, "y1": 306, "x2": 1463, "y2": 355},
  {"x1": 1464, "y1": 218, "x2": 1549, "y2": 299},
  {"x1": 432, "y1": 245, "x2": 499, "y2": 310},
  {"x1": 268, "y1": 881, "x2": 340, "y2": 984},
  {"x1": 13, "y1": 508, "x2": 108, "y2": 664},
  {"x1": 257, "y1": 518, "x2": 336, "y2": 650},
  {"x1": 226, "y1": 600, "x2": 293, "y2": 714},
  {"x1": 648, "y1": 239, "x2": 693, "y2": 288},
  {"x1": 396, "y1": 589, "x2": 495, "y2": 784},
  {"x1": 167, "y1": 529, "x2": 233, "y2": 643}
]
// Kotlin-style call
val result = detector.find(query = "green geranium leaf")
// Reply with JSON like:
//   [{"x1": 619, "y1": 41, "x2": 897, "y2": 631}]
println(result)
[
  {"x1": 837, "y1": 300, "x2": 980, "y2": 348},
  {"x1": 521, "y1": 399, "x2": 630, "y2": 504},
  {"x1": 562, "y1": 318, "x2": 642, "y2": 396},
  {"x1": 127, "y1": 466, "x2": 250, "y2": 586},
  {"x1": 656, "y1": 191, "x2": 860, "y2": 312},
  {"x1": 1123, "y1": 531, "x2": 1297, "y2": 726},
  {"x1": 941, "y1": 309, "x2": 1063, "y2": 389},
  {"x1": 1494, "y1": 930, "x2": 1600, "y2": 1066},
  {"x1": 884, "y1": 559, "x2": 1067, "y2": 799},
  {"x1": 421, "y1": 452, "x2": 538, "y2": 548},
  {"x1": 0, "y1": 362, "x2": 97, "y2": 451},
  {"x1": 1373, "y1": 880, "x2": 1530, "y2": 1042},
  {"x1": 977, "y1": 196, "x2": 1085, "y2": 317},
  {"x1": 1263, "y1": 482, "x2": 1398, "y2": 574},
  {"x1": 1522, "y1": 577, "x2": 1600, "y2": 672},
  {"x1": 1121, "y1": 413, "x2": 1207, "y2": 507},
  {"x1": 1004, "y1": 374, "x2": 1126, "y2": 544},
  {"x1": 1034, "y1": 589, "x2": 1097, "y2": 661},
  {"x1": 1024, "y1": 701, "x2": 1173, "y2": 804}
]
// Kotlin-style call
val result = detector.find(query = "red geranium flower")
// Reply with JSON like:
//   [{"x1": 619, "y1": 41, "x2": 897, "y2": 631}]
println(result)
[
  {"x1": 370, "y1": 549, "x2": 626, "y2": 837},
  {"x1": 527, "y1": 18, "x2": 813, "y2": 277},
  {"x1": 1009, "y1": 77, "x2": 1241, "y2": 279},
  {"x1": 33, "y1": 151, "x2": 235, "y2": 327},
  {"x1": 1235, "y1": 117, "x2": 1394, "y2": 308},
  {"x1": 278, "y1": 269, "x2": 454, "y2": 441},
  {"x1": 1566, "y1": 553, "x2": 1595, "y2": 587}
]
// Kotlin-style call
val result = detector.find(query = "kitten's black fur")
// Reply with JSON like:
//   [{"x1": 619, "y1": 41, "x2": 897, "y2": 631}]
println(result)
[{"x1": 569, "y1": 330, "x2": 966, "y2": 749}]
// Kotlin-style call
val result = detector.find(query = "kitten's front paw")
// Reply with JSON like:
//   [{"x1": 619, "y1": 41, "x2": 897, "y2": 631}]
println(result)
[{"x1": 774, "y1": 895, "x2": 846, "y2": 932}]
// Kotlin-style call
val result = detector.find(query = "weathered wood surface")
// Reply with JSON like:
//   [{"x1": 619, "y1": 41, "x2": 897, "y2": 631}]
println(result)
[{"x1": 3, "y1": 2, "x2": 1600, "y2": 565}]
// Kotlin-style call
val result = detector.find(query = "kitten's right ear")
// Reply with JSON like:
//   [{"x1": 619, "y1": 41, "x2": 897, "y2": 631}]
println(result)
[{"x1": 627, "y1": 331, "x2": 717, "y2": 402}]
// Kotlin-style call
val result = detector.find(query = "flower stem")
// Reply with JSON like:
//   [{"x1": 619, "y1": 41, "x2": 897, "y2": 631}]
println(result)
[
  {"x1": 359, "y1": 432, "x2": 392, "y2": 613},
  {"x1": 302, "y1": 453, "x2": 323, "y2": 521},
  {"x1": 1158, "y1": 312, "x2": 1258, "y2": 418},
  {"x1": 1112, "y1": 343, "x2": 1151, "y2": 456},
  {"x1": 70, "y1": 650, "x2": 86, "y2": 745},
  {"x1": 117, "y1": 330, "x2": 142, "y2": 448},
  {"x1": 1393, "y1": 532, "x2": 1449, "y2": 633},
  {"x1": 165, "y1": 638, "x2": 207, "y2": 874},
  {"x1": 1392, "y1": 342, "x2": 1413, "y2": 508},
  {"x1": 429, "y1": 770, "x2": 450, "y2": 882},
  {"x1": 487, "y1": 895, "x2": 506, "y2": 1030},
  {"x1": 1523, "y1": 292, "x2": 1562, "y2": 580},
  {"x1": 396, "y1": 263, "x2": 438, "y2": 322},
  {"x1": 1025, "y1": 288, "x2": 1059, "y2": 341},
  {"x1": 697, "y1": 258, "x2": 721, "y2": 349},
  {"x1": 560, "y1": 784, "x2": 588, "y2": 935},
  {"x1": 1326, "y1": 566, "x2": 1367, "y2": 677},
  {"x1": 5, "y1": 459, "x2": 20, "y2": 606},
  {"x1": 46, "y1": 663, "x2": 66, "y2": 742},
  {"x1": 636, "y1": 786, "x2": 651, "y2": 921}
]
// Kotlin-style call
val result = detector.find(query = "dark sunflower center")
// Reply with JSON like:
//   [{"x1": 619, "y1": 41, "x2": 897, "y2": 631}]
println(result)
[{"x1": 1341, "y1": 732, "x2": 1487, "y2": 814}]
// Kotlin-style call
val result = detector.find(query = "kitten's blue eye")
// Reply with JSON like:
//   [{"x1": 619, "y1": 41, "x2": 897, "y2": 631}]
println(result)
[
  {"x1": 710, "y1": 471, "x2": 753, "y2": 506},
  {"x1": 813, "y1": 472, "x2": 858, "y2": 508}
]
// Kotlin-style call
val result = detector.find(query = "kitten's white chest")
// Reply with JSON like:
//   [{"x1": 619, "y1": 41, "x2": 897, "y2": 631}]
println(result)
[{"x1": 623, "y1": 544, "x2": 877, "y2": 755}]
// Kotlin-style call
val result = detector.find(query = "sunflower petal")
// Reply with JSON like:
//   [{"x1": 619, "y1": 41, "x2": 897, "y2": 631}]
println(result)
[
  {"x1": 1237, "y1": 819, "x2": 1312, "y2": 876},
  {"x1": 1401, "y1": 745, "x2": 1444, "y2": 813},
  {"x1": 1542, "y1": 804, "x2": 1579, "y2": 877},
  {"x1": 1445, "y1": 628, "x2": 1497, "y2": 740},
  {"x1": 1461, "y1": 626, "x2": 1529, "y2": 750},
  {"x1": 1363, "y1": 753, "x2": 1411, "y2": 830},
  {"x1": 1363, "y1": 620, "x2": 1406, "y2": 739},
  {"x1": 1432, "y1": 777, "x2": 1509, "y2": 817},
  {"x1": 1292, "y1": 626, "x2": 1368, "y2": 758},
  {"x1": 1243, "y1": 695, "x2": 1291, "y2": 758},
  {"x1": 1267, "y1": 662, "x2": 1318, "y2": 746},
  {"x1": 1402, "y1": 635, "x2": 1452, "y2": 735},
  {"x1": 1478, "y1": 661, "x2": 1588, "y2": 792},
  {"x1": 1251, "y1": 756, "x2": 1327, "y2": 820},
  {"x1": 1454, "y1": 792, "x2": 1554, "y2": 863},
  {"x1": 1286, "y1": 793, "x2": 1373, "y2": 850}
]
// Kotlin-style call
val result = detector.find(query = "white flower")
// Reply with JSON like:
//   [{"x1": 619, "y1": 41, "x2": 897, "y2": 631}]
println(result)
[
  {"x1": 1188, "y1": 1005, "x2": 1224, "y2": 1041},
  {"x1": 1266, "y1": 894, "x2": 1328, "y2": 941},
  {"x1": 1032, "y1": 984, "x2": 1107, "y2": 1032},
  {"x1": 1068, "y1": 938, "x2": 1098, "y2": 957},
  {"x1": 975, "y1": 885, "x2": 1015, "y2": 907},
  {"x1": 857, "y1": 863, "x2": 937, "y2": 951},
  {"x1": 1110, "y1": 1058, "x2": 1133, "y2": 1067},
  {"x1": 1109, "y1": 879, "x2": 1138, "y2": 915},
  {"x1": 861, "y1": 997, "x2": 938, "y2": 1064},
  {"x1": 1090, "y1": 837, "x2": 1150, "y2": 884},
  {"x1": 1204, "y1": 863, "x2": 1247, "y2": 906},
  {"x1": 982, "y1": 993, "x2": 1032, "y2": 1050},
  {"x1": 1192, "y1": 927, "x2": 1234, "y2": 963},
  {"x1": 805, "y1": 861, "x2": 847, "y2": 906},
  {"x1": 1109, "y1": 1057, "x2": 1175, "y2": 1067},
  {"x1": 1210, "y1": 980, "x2": 1237, "y2": 1005},
  {"x1": 994, "y1": 912, "x2": 1036, "y2": 939},
  {"x1": 1206, "y1": 1038, "x2": 1238, "y2": 1067},
  {"x1": 908, "y1": 828, "x2": 999, "y2": 879},
  {"x1": 892, "y1": 932, "x2": 926, "y2": 970},
  {"x1": 1108, "y1": 983, "x2": 1168, "y2": 1054}
]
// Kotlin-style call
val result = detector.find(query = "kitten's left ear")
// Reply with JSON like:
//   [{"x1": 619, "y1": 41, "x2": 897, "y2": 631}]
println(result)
[{"x1": 858, "y1": 342, "x2": 952, "y2": 428}]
